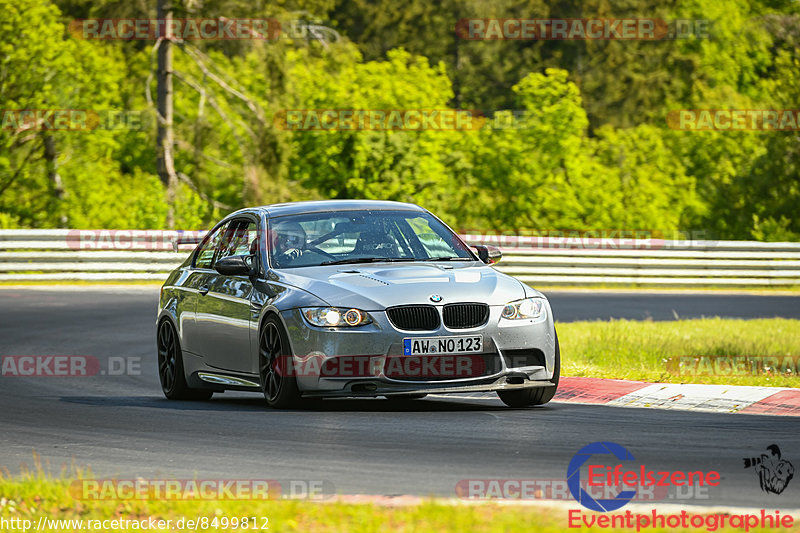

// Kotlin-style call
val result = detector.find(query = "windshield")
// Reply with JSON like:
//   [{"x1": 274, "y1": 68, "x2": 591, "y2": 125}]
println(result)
[{"x1": 267, "y1": 209, "x2": 475, "y2": 268}]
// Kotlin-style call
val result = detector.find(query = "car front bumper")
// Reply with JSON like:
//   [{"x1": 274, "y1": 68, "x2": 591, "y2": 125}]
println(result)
[{"x1": 279, "y1": 301, "x2": 557, "y2": 397}]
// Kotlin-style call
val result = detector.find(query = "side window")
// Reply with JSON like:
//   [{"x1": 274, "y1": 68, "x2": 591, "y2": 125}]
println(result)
[
  {"x1": 219, "y1": 220, "x2": 258, "y2": 261},
  {"x1": 194, "y1": 222, "x2": 230, "y2": 269}
]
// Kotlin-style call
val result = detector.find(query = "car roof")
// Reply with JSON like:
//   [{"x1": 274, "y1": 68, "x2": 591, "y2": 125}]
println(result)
[{"x1": 246, "y1": 199, "x2": 426, "y2": 218}]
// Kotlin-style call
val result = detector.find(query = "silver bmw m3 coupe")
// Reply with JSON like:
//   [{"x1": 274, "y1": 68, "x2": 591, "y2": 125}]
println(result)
[{"x1": 157, "y1": 200, "x2": 559, "y2": 408}]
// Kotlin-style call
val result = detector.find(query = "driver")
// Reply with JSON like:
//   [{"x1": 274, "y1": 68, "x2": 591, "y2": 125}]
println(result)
[{"x1": 271, "y1": 221, "x2": 308, "y2": 266}]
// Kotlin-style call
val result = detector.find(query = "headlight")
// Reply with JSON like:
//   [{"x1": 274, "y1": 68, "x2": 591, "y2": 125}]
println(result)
[
  {"x1": 302, "y1": 307, "x2": 372, "y2": 327},
  {"x1": 501, "y1": 298, "x2": 545, "y2": 320}
]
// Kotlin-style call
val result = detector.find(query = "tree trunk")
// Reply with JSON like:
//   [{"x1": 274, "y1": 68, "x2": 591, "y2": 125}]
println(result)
[
  {"x1": 452, "y1": 2, "x2": 461, "y2": 109},
  {"x1": 43, "y1": 133, "x2": 67, "y2": 226},
  {"x1": 156, "y1": 0, "x2": 177, "y2": 228}
]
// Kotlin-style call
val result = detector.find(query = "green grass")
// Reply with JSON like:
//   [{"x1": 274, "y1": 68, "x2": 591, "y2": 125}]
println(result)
[
  {"x1": 558, "y1": 318, "x2": 800, "y2": 386},
  {"x1": 1, "y1": 472, "x2": 796, "y2": 532}
]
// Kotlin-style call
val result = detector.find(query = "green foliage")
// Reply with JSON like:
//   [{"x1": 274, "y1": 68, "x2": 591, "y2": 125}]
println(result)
[
  {"x1": 285, "y1": 47, "x2": 460, "y2": 212},
  {"x1": 0, "y1": 0, "x2": 798, "y2": 240},
  {"x1": 589, "y1": 125, "x2": 701, "y2": 231},
  {"x1": 0, "y1": 0, "x2": 164, "y2": 228},
  {"x1": 464, "y1": 69, "x2": 588, "y2": 230}
]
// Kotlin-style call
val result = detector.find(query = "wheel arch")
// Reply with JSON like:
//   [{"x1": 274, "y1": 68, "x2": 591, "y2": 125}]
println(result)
[
  {"x1": 256, "y1": 306, "x2": 296, "y2": 356},
  {"x1": 157, "y1": 308, "x2": 182, "y2": 346}
]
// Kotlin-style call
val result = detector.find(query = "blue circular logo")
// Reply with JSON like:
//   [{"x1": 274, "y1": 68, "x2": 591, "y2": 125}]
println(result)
[
  {"x1": 567, "y1": 442, "x2": 637, "y2": 512},
  {"x1": 430, "y1": 294, "x2": 442, "y2": 302}
]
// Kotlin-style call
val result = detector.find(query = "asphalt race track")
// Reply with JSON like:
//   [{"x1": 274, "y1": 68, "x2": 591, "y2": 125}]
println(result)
[
  {"x1": 1, "y1": 287, "x2": 799, "y2": 509},
  {"x1": 548, "y1": 291, "x2": 800, "y2": 322}
]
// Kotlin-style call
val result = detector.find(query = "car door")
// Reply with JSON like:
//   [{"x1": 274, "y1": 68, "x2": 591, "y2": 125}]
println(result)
[
  {"x1": 180, "y1": 220, "x2": 231, "y2": 358},
  {"x1": 193, "y1": 218, "x2": 260, "y2": 373}
]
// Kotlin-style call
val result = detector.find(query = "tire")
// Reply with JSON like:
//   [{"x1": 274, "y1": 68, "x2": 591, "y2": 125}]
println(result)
[
  {"x1": 498, "y1": 330, "x2": 560, "y2": 408},
  {"x1": 259, "y1": 316, "x2": 302, "y2": 409},
  {"x1": 157, "y1": 319, "x2": 213, "y2": 401}
]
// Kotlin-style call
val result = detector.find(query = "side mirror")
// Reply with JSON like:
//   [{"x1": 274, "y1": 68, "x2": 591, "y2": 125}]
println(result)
[
  {"x1": 215, "y1": 254, "x2": 256, "y2": 276},
  {"x1": 473, "y1": 245, "x2": 502, "y2": 265}
]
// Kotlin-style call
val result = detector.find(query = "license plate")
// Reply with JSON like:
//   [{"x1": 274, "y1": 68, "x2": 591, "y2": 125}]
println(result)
[{"x1": 403, "y1": 335, "x2": 483, "y2": 356}]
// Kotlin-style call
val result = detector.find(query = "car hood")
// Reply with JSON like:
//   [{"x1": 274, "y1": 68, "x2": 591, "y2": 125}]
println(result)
[{"x1": 273, "y1": 262, "x2": 529, "y2": 310}]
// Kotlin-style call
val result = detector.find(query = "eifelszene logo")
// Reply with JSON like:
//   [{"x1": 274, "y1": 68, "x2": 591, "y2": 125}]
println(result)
[
  {"x1": 743, "y1": 444, "x2": 795, "y2": 495},
  {"x1": 567, "y1": 442, "x2": 721, "y2": 512},
  {"x1": 568, "y1": 442, "x2": 637, "y2": 512}
]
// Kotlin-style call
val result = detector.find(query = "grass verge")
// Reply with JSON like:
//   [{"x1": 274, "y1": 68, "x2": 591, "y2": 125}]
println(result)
[{"x1": 558, "y1": 318, "x2": 800, "y2": 386}]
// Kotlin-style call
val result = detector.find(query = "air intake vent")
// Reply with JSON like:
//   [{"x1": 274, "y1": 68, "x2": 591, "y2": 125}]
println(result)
[
  {"x1": 443, "y1": 303, "x2": 489, "y2": 329},
  {"x1": 502, "y1": 349, "x2": 546, "y2": 369},
  {"x1": 386, "y1": 305, "x2": 440, "y2": 331}
]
